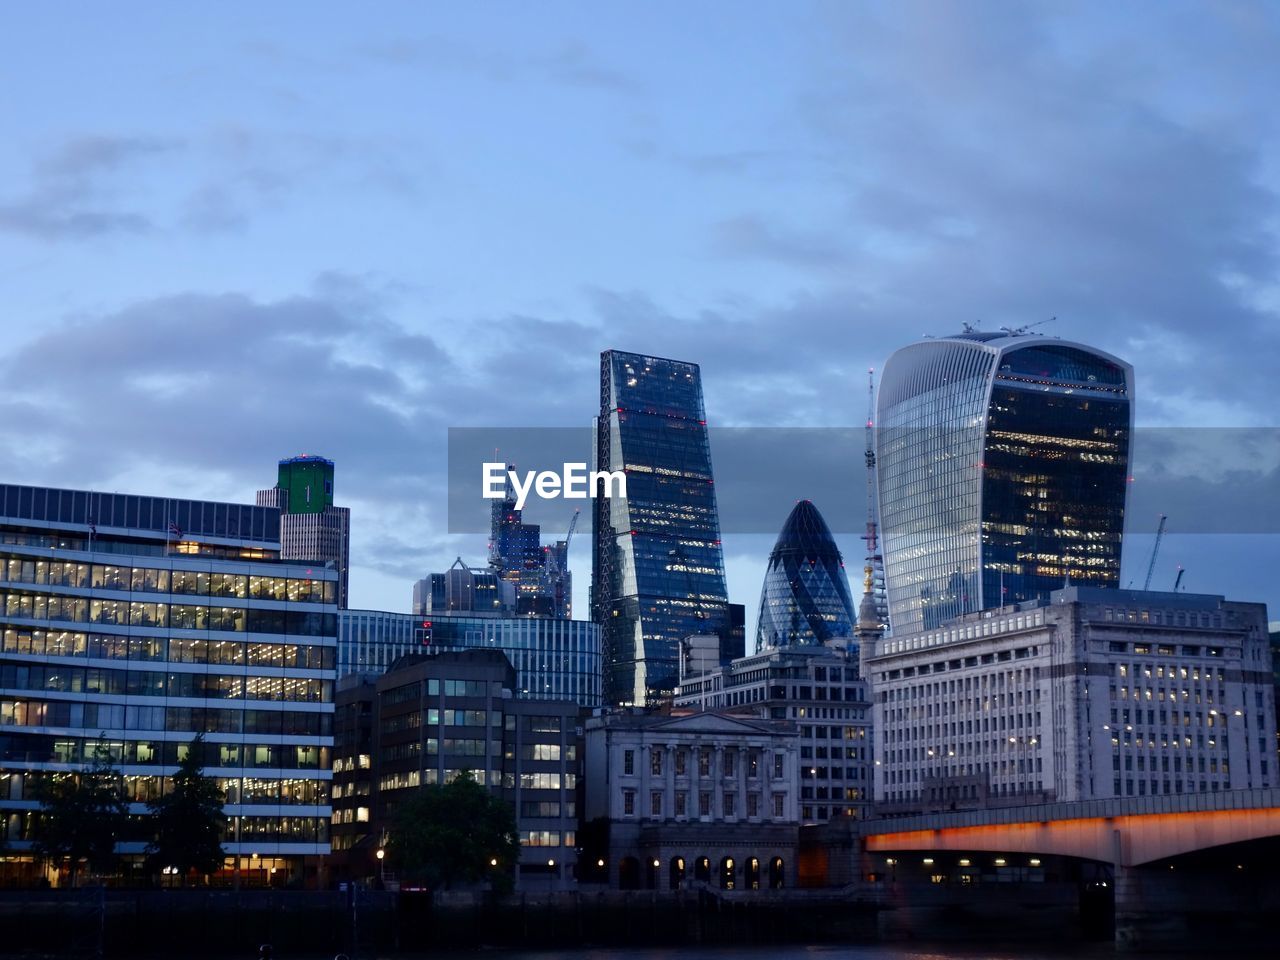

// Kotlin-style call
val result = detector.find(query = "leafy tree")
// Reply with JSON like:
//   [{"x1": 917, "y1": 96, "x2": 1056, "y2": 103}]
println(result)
[
  {"x1": 146, "y1": 734, "x2": 226, "y2": 883},
  {"x1": 33, "y1": 739, "x2": 128, "y2": 886},
  {"x1": 388, "y1": 770, "x2": 519, "y2": 892}
]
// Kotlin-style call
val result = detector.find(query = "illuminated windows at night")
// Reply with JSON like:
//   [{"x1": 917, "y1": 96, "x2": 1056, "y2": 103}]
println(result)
[{"x1": 877, "y1": 333, "x2": 1132, "y2": 634}]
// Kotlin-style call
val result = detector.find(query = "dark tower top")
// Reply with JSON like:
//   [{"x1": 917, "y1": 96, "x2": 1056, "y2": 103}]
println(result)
[{"x1": 755, "y1": 500, "x2": 856, "y2": 650}]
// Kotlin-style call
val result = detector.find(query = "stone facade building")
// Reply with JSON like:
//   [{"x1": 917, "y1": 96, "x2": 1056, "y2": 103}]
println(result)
[
  {"x1": 582, "y1": 710, "x2": 799, "y2": 891},
  {"x1": 863, "y1": 586, "x2": 1276, "y2": 811}
]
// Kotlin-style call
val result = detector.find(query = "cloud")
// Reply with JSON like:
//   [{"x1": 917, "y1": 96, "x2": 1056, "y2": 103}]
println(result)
[{"x1": 0, "y1": 135, "x2": 179, "y2": 240}]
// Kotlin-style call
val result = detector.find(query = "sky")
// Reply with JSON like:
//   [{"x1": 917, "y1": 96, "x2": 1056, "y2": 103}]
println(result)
[{"x1": 2, "y1": 1, "x2": 1279, "y2": 635}]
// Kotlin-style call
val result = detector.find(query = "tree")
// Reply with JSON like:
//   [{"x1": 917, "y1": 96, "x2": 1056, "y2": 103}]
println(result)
[
  {"x1": 33, "y1": 739, "x2": 128, "y2": 886},
  {"x1": 388, "y1": 771, "x2": 519, "y2": 892},
  {"x1": 146, "y1": 734, "x2": 226, "y2": 883}
]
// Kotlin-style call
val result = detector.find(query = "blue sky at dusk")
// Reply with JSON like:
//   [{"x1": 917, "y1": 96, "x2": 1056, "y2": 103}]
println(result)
[{"x1": 2, "y1": 2, "x2": 1278, "y2": 635}]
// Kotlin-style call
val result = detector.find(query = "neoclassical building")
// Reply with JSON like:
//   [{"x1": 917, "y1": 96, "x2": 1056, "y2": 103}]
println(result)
[{"x1": 582, "y1": 710, "x2": 799, "y2": 891}]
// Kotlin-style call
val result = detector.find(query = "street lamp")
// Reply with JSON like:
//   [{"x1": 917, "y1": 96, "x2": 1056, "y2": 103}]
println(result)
[{"x1": 376, "y1": 847, "x2": 385, "y2": 884}]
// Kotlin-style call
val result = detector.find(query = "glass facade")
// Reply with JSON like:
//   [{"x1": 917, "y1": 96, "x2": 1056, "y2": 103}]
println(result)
[
  {"x1": 592, "y1": 351, "x2": 730, "y2": 707},
  {"x1": 338, "y1": 609, "x2": 602, "y2": 706},
  {"x1": 755, "y1": 500, "x2": 856, "y2": 650},
  {"x1": 0, "y1": 484, "x2": 337, "y2": 887},
  {"x1": 877, "y1": 334, "x2": 1132, "y2": 635}
]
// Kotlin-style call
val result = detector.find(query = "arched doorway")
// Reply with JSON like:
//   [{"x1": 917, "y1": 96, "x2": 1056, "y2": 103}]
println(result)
[
  {"x1": 769, "y1": 856, "x2": 784, "y2": 889},
  {"x1": 669, "y1": 856, "x2": 686, "y2": 890},
  {"x1": 746, "y1": 856, "x2": 761, "y2": 890},
  {"x1": 694, "y1": 856, "x2": 711, "y2": 883},
  {"x1": 619, "y1": 856, "x2": 641, "y2": 890},
  {"x1": 720, "y1": 856, "x2": 736, "y2": 890}
]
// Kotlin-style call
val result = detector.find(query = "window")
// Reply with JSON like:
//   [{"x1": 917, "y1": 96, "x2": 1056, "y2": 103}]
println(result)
[
  {"x1": 623, "y1": 790, "x2": 635, "y2": 816},
  {"x1": 650, "y1": 791, "x2": 662, "y2": 817},
  {"x1": 623, "y1": 749, "x2": 634, "y2": 776},
  {"x1": 699, "y1": 791, "x2": 711, "y2": 817},
  {"x1": 675, "y1": 750, "x2": 687, "y2": 775},
  {"x1": 699, "y1": 749, "x2": 711, "y2": 777},
  {"x1": 651, "y1": 750, "x2": 663, "y2": 776},
  {"x1": 723, "y1": 793, "x2": 735, "y2": 818},
  {"x1": 724, "y1": 750, "x2": 736, "y2": 777},
  {"x1": 773, "y1": 793, "x2": 784, "y2": 818},
  {"x1": 773, "y1": 753, "x2": 784, "y2": 779},
  {"x1": 675, "y1": 791, "x2": 687, "y2": 817}
]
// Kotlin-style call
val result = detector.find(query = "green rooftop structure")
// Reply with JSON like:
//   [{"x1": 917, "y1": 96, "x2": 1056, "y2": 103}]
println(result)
[{"x1": 276, "y1": 455, "x2": 335, "y2": 515}]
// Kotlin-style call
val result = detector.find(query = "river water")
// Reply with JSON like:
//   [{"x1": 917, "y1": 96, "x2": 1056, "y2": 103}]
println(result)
[{"x1": 354, "y1": 945, "x2": 1260, "y2": 960}]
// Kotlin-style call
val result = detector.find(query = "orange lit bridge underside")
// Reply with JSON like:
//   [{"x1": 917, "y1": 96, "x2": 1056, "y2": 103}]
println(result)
[{"x1": 864, "y1": 789, "x2": 1280, "y2": 867}]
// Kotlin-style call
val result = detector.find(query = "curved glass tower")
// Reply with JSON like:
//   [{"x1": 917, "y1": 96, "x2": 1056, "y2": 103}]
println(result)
[
  {"x1": 876, "y1": 332, "x2": 1133, "y2": 635},
  {"x1": 756, "y1": 500, "x2": 856, "y2": 650}
]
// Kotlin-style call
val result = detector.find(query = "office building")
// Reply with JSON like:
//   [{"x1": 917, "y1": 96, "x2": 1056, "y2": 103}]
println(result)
[
  {"x1": 338, "y1": 609, "x2": 601, "y2": 707},
  {"x1": 257, "y1": 455, "x2": 351, "y2": 609},
  {"x1": 876, "y1": 331, "x2": 1133, "y2": 634},
  {"x1": 863, "y1": 586, "x2": 1276, "y2": 811},
  {"x1": 0, "y1": 482, "x2": 338, "y2": 887},
  {"x1": 489, "y1": 474, "x2": 572, "y2": 618},
  {"x1": 593, "y1": 350, "x2": 731, "y2": 707},
  {"x1": 674, "y1": 642, "x2": 872, "y2": 822},
  {"x1": 581, "y1": 710, "x2": 799, "y2": 891},
  {"x1": 412, "y1": 558, "x2": 511, "y2": 617},
  {"x1": 756, "y1": 500, "x2": 857, "y2": 650},
  {"x1": 331, "y1": 650, "x2": 581, "y2": 890}
]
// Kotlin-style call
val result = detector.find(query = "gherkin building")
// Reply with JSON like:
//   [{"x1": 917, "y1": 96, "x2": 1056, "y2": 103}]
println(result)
[{"x1": 755, "y1": 500, "x2": 856, "y2": 650}]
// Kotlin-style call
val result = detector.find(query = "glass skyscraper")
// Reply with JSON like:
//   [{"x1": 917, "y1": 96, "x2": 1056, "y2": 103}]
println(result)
[
  {"x1": 592, "y1": 350, "x2": 730, "y2": 707},
  {"x1": 338, "y1": 609, "x2": 602, "y2": 707},
  {"x1": 755, "y1": 500, "x2": 856, "y2": 651},
  {"x1": 876, "y1": 331, "x2": 1133, "y2": 635}
]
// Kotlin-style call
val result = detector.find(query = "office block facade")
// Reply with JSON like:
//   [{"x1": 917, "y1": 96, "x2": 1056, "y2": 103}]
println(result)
[
  {"x1": 864, "y1": 587, "x2": 1276, "y2": 812},
  {"x1": 338, "y1": 609, "x2": 601, "y2": 707},
  {"x1": 593, "y1": 350, "x2": 731, "y2": 707},
  {"x1": 876, "y1": 332, "x2": 1133, "y2": 634},
  {"x1": 674, "y1": 642, "x2": 872, "y2": 822},
  {"x1": 334, "y1": 650, "x2": 581, "y2": 890},
  {"x1": 0, "y1": 482, "x2": 338, "y2": 887}
]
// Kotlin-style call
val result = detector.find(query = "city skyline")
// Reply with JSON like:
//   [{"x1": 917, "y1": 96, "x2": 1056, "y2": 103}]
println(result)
[{"x1": 2, "y1": 3, "x2": 1279, "y2": 640}]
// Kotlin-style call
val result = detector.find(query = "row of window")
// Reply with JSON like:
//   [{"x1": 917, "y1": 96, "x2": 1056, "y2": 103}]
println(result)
[
  {"x1": 0, "y1": 731, "x2": 329, "y2": 768},
  {"x1": 3, "y1": 628, "x2": 334, "y2": 668},
  {"x1": 0, "y1": 664, "x2": 329, "y2": 702},
  {"x1": 0, "y1": 557, "x2": 334, "y2": 603},
  {"x1": 621, "y1": 747, "x2": 786, "y2": 779},
  {"x1": 621, "y1": 788, "x2": 786, "y2": 820},
  {"x1": 2, "y1": 592, "x2": 335, "y2": 635},
  {"x1": 0, "y1": 702, "x2": 331, "y2": 738}
]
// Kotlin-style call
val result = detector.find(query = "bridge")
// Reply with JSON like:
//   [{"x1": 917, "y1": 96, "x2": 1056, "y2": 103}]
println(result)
[
  {"x1": 847, "y1": 788, "x2": 1280, "y2": 949},
  {"x1": 864, "y1": 787, "x2": 1280, "y2": 866}
]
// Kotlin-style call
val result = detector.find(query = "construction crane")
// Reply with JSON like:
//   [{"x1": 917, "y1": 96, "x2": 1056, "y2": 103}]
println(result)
[
  {"x1": 1173, "y1": 565, "x2": 1185, "y2": 592},
  {"x1": 861, "y1": 368, "x2": 889, "y2": 630},
  {"x1": 563, "y1": 508, "x2": 579, "y2": 554},
  {"x1": 1143, "y1": 514, "x2": 1168, "y2": 591},
  {"x1": 1000, "y1": 316, "x2": 1056, "y2": 337}
]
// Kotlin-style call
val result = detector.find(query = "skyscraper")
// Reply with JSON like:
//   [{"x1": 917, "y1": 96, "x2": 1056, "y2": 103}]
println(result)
[
  {"x1": 593, "y1": 350, "x2": 730, "y2": 707},
  {"x1": 488, "y1": 469, "x2": 572, "y2": 618},
  {"x1": 876, "y1": 330, "x2": 1133, "y2": 635},
  {"x1": 257, "y1": 455, "x2": 351, "y2": 608},
  {"x1": 755, "y1": 500, "x2": 857, "y2": 651}
]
